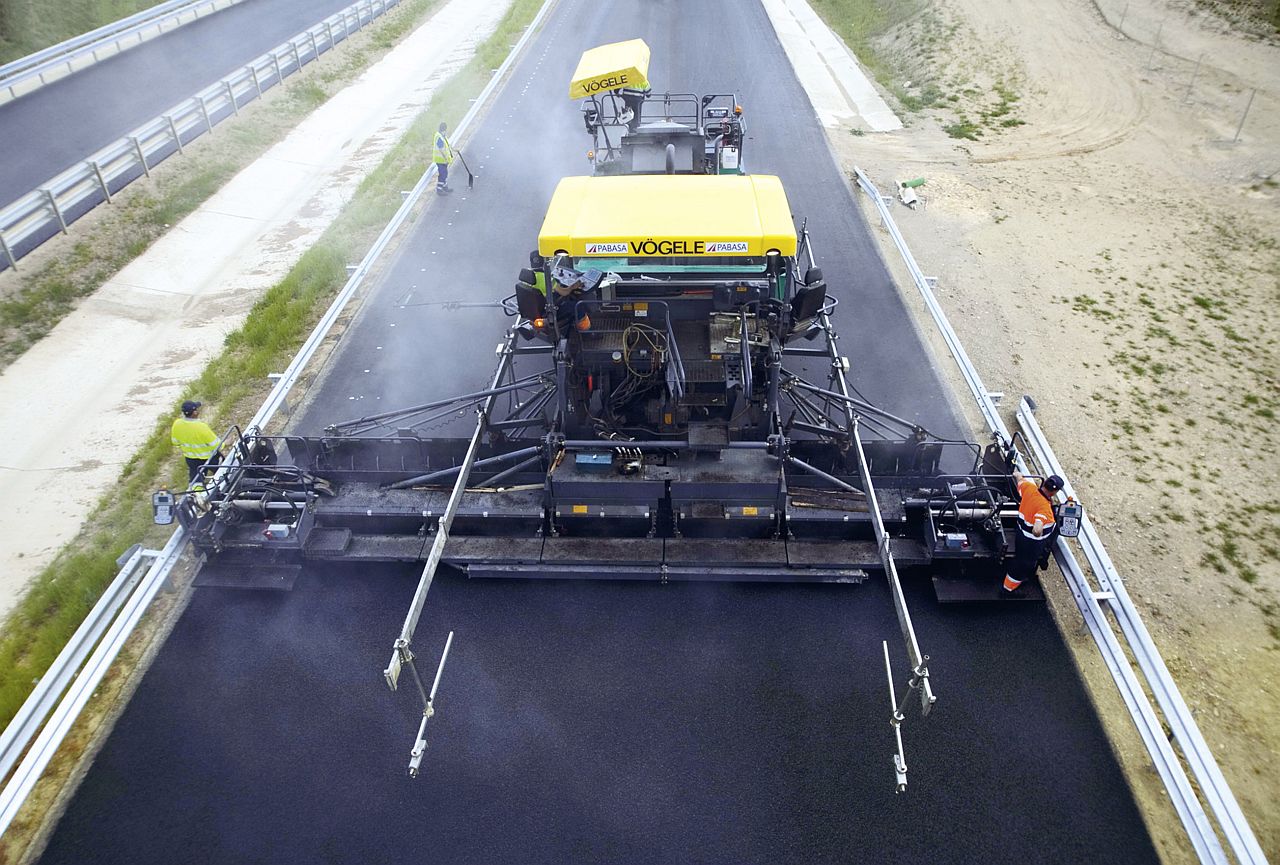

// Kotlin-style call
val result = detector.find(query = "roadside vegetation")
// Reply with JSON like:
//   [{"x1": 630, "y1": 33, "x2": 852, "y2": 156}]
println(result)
[
  {"x1": 1194, "y1": 0, "x2": 1280, "y2": 37},
  {"x1": 809, "y1": 0, "x2": 1027, "y2": 139},
  {"x1": 0, "y1": 0, "x2": 542, "y2": 732},
  {"x1": 0, "y1": 0, "x2": 454, "y2": 370},
  {"x1": 0, "y1": 0, "x2": 165, "y2": 64},
  {"x1": 1062, "y1": 212, "x2": 1280, "y2": 642}
]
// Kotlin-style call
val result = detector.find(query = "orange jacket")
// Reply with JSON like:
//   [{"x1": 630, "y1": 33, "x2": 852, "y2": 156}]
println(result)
[{"x1": 1017, "y1": 478, "x2": 1055, "y2": 537}]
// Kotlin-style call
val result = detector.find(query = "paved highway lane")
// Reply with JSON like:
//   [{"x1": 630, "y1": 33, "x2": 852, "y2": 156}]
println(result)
[
  {"x1": 43, "y1": 567, "x2": 1155, "y2": 864},
  {"x1": 38, "y1": 0, "x2": 1160, "y2": 862},
  {"x1": 0, "y1": 0, "x2": 373, "y2": 208}
]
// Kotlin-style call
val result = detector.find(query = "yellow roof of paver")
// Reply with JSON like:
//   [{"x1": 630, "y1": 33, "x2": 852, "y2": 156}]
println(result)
[
  {"x1": 538, "y1": 174, "x2": 797, "y2": 258},
  {"x1": 569, "y1": 39, "x2": 651, "y2": 100}
]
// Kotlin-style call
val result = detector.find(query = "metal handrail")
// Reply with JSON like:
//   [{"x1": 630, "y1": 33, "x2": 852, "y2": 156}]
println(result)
[
  {"x1": 0, "y1": 0, "x2": 402, "y2": 271},
  {"x1": 852, "y1": 166, "x2": 1264, "y2": 864},
  {"x1": 0, "y1": 0, "x2": 247, "y2": 103},
  {"x1": 0, "y1": 0, "x2": 558, "y2": 839}
]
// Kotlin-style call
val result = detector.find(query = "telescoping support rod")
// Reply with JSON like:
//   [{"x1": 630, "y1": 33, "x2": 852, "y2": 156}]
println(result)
[
  {"x1": 851, "y1": 417, "x2": 935, "y2": 716},
  {"x1": 385, "y1": 332, "x2": 516, "y2": 706},
  {"x1": 816, "y1": 306, "x2": 934, "y2": 716},
  {"x1": 408, "y1": 631, "x2": 454, "y2": 778},
  {"x1": 883, "y1": 641, "x2": 909, "y2": 793}
]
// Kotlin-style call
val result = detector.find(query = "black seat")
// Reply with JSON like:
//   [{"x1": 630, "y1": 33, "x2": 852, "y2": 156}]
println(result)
[
  {"x1": 515, "y1": 282, "x2": 545, "y2": 321},
  {"x1": 790, "y1": 268, "x2": 827, "y2": 331}
]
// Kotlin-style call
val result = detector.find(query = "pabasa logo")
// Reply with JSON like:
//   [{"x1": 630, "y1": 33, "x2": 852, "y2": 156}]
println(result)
[
  {"x1": 582, "y1": 73, "x2": 629, "y2": 93},
  {"x1": 705, "y1": 241, "x2": 749, "y2": 254},
  {"x1": 582, "y1": 239, "x2": 752, "y2": 256},
  {"x1": 584, "y1": 242, "x2": 628, "y2": 255}
]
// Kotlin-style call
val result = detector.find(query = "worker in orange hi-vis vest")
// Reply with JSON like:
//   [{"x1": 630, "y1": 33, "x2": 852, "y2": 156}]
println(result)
[{"x1": 1003, "y1": 471, "x2": 1064, "y2": 593}]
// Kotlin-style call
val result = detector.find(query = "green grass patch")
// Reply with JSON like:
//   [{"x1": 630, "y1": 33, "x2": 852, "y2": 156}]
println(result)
[
  {"x1": 943, "y1": 121, "x2": 981, "y2": 140},
  {"x1": 806, "y1": 0, "x2": 928, "y2": 107},
  {"x1": 0, "y1": 0, "x2": 542, "y2": 731},
  {"x1": 0, "y1": 0, "x2": 164, "y2": 64}
]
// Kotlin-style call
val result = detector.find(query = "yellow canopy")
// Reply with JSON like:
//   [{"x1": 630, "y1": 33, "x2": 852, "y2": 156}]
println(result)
[
  {"x1": 538, "y1": 175, "x2": 798, "y2": 258},
  {"x1": 569, "y1": 39, "x2": 651, "y2": 100}
]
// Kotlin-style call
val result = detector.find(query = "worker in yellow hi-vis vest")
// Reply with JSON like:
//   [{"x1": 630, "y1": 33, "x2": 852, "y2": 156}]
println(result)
[
  {"x1": 432, "y1": 122, "x2": 455, "y2": 194},
  {"x1": 171, "y1": 400, "x2": 222, "y2": 483}
]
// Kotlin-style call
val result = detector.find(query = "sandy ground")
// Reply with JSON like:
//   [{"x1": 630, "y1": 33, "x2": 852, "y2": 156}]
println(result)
[
  {"x1": 814, "y1": 0, "x2": 1278, "y2": 858},
  {"x1": 0, "y1": 0, "x2": 512, "y2": 620}
]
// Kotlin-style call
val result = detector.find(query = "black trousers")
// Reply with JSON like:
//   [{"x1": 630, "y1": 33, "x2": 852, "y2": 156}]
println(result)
[
  {"x1": 185, "y1": 452, "x2": 221, "y2": 482},
  {"x1": 1009, "y1": 530, "x2": 1051, "y2": 582}
]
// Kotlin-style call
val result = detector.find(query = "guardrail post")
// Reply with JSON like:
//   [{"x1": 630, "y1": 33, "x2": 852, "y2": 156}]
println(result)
[
  {"x1": 165, "y1": 114, "x2": 184, "y2": 153},
  {"x1": 267, "y1": 373, "x2": 290, "y2": 414},
  {"x1": 198, "y1": 95, "x2": 213, "y2": 133},
  {"x1": 308, "y1": 31, "x2": 319, "y2": 62},
  {"x1": 225, "y1": 80, "x2": 239, "y2": 115},
  {"x1": 90, "y1": 161, "x2": 112, "y2": 203},
  {"x1": 249, "y1": 63, "x2": 262, "y2": 96},
  {"x1": 325, "y1": 21, "x2": 336, "y2": 49},
  {"x1": 272, "y1": 51, "x2": 283, "y2": 84},
  {"x1": 42, "y1": 189, "x2": 68, "y2": 233},
  {"x1": 291, "y1": 41, "x2": 301, "y2": 72},
  {"x1": 130, "y1": 136, "x2": 150, "y2": 176},
  {"x1": 0, "y1": 232, "x2": 17, "y2": 270}
]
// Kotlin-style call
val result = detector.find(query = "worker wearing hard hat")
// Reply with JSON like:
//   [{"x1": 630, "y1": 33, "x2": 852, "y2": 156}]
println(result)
[
  {"x1": 432, "y1": 122, "x2": 455, "y2": 194},
  {"x1": 1003, "y1": 470, "x2": 1064, "y2": 593},
  {"x1": 171, "y1": 400, "x2": 222, "y2": 483}
]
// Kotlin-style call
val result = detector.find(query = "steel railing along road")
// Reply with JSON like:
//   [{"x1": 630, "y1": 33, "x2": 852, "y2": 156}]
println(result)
[
  {"x1": 852, "y1": 167, "x2": 1266, "y2": 865},
  {"x1": 0, "y1": 0, "x2": 249, "y2": 106},
  {"x1": 0, "y1": 0, "x2": 404, "y2": 273},
  {"x1": 0, "y1": 0, "x2": 558, "y2": 840}
]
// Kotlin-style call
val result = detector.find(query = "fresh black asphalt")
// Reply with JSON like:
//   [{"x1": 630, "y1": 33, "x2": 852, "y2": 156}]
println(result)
[
  {"x1": 0, "y1": 0, "x2": 371, "y2": 209},
  {"x1": 36, "y1": 0, "x2": 1160, "y2": 862}
]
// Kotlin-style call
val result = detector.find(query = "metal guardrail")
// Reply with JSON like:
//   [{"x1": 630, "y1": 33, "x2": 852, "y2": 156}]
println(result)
[
  {"x1": 0, "y1": 0, "x2": 403, "y2": 273},
  {"x1": 852, "y1": 166, "x2": 1265, "y2": 864},
  {"x1": 0, "y1": 0, "x2": 248, "y2": 106},
  {"x1": 0, "y1": 545, "x2": 159, "y2": 785},
  {"x1": 0, "y1": 0, "x2": 558, "y2": 840}
]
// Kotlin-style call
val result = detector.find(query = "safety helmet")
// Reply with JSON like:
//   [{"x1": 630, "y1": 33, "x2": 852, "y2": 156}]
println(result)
[
  {"x1": 1043, "y1": 474, "x2": 1064, "y2": 493},
  {"x1": 182, "y1": 400, "x2": 201, "y2": 417}
]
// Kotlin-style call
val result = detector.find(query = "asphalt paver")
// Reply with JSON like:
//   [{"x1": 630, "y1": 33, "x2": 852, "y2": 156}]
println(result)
[{"x1": 37, "y1": 0, "x2": 1160, "y2": 861}]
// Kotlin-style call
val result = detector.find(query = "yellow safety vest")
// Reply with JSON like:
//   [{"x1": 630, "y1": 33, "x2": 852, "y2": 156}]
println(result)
[
  {"x1": 171, "y1": 417, "x2": 220, "y2": 460},
  {"x1": 432, "y1": 132, "x2": 454, "y2": 165}
]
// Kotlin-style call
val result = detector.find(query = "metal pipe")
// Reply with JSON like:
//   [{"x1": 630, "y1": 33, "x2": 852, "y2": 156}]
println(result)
[
  {"x1": 476, "y1": 455, "x2": 543, "y2": 490},
  {"x1": 560, "y1": 440, "x2": 769, "y2": 450},
  {"x1": 785, "y1": 456, "x2": 861, "y2": 496},
  {"x1": 409, "y1": 631, "x2": 454, "y2": 778},
  {"x1": 389, "y1": 445, "x2": 540, "y2": 490},
  {"x1": 883, "y1": 641, "x2": 908, "y2": 794},
  {"x1": 850, "y1": 418, "x2": 934, "y2": 715},
  {"x1": 330, "y1": 377, "x2": 544, "y2": 433},
  {"x1": 784, "y1": 374, "x2": 920, "y2": 433},
  {"x1": 387, "y1": 332, "x2": 519, "y2": 694}
]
